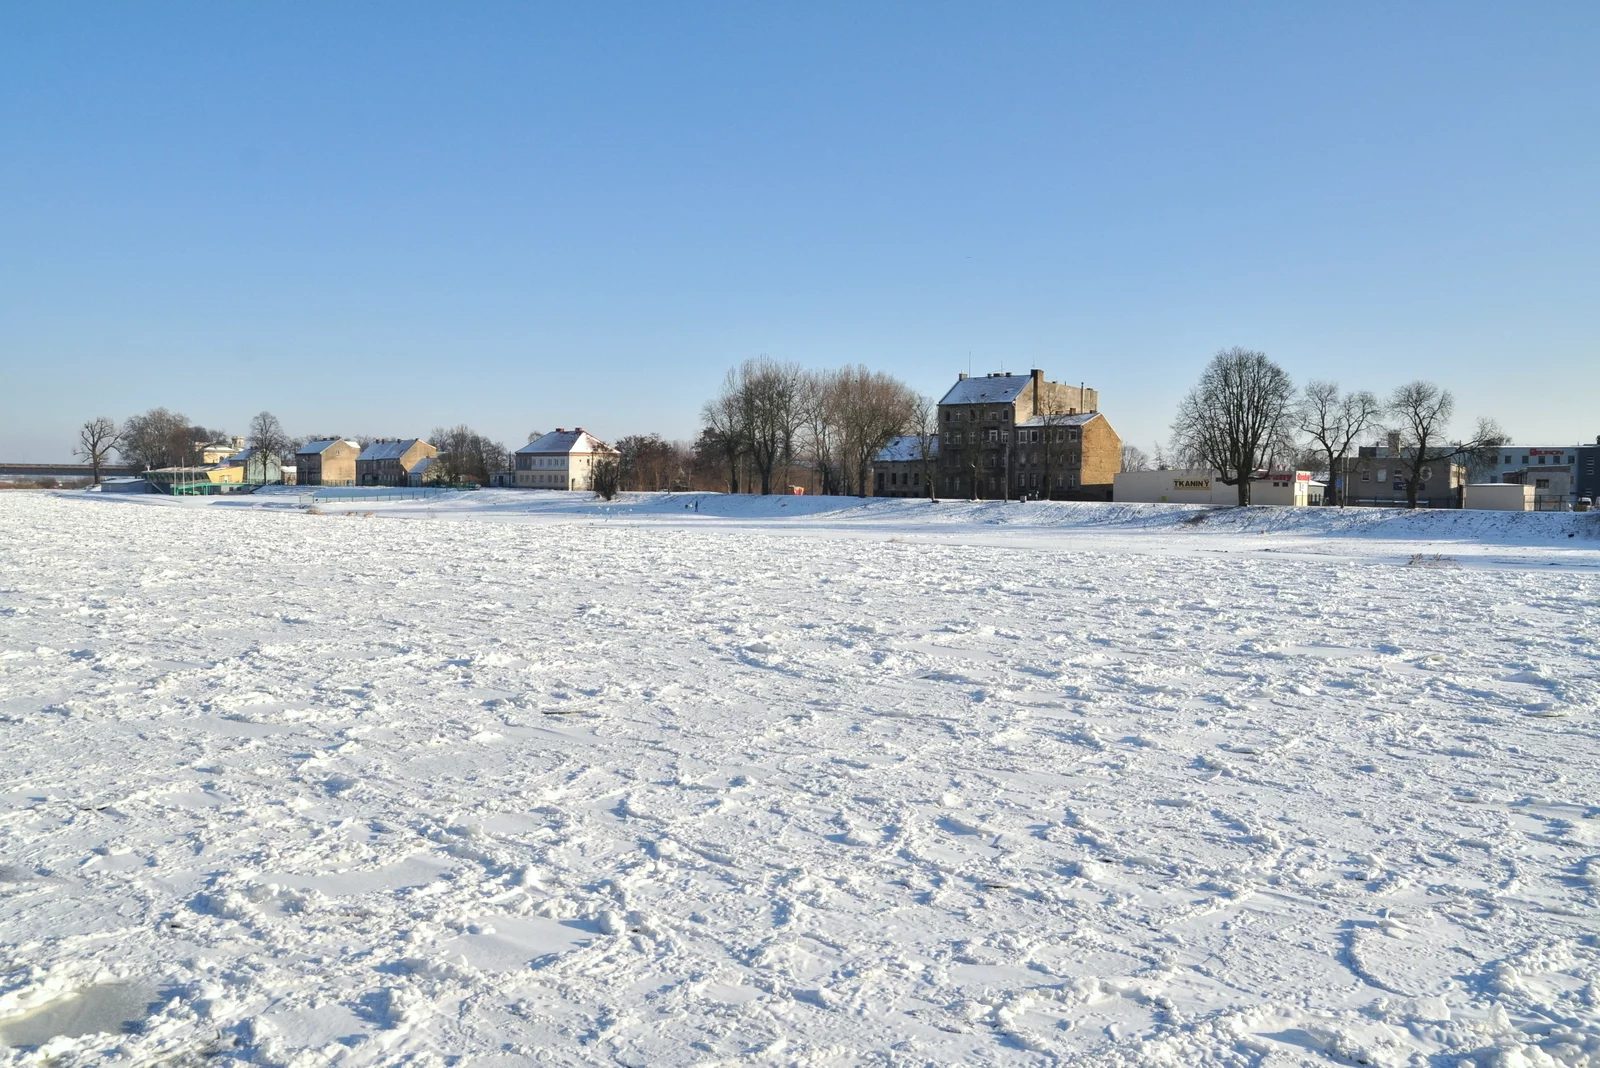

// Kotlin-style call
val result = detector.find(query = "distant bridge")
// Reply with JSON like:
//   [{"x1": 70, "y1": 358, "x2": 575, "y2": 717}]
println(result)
[{"x1": 0, "y1": 462, "x2": 142, "y2": 479}]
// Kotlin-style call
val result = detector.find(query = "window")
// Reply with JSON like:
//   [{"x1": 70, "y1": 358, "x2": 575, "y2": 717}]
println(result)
[
  {"x1": 1504, "y1": 454, "x2": 1512, "y2": 464},
  {"x1": 1377, "y1": 468, "x2": 1386, "y2": 481},
  {"x1": 1001, "y1": 431, "x2": 1010, "y2": 443},
  {"x1": 1539, "y1": 456, "x2": 1547, "y2": 464},
  {"x1": 987, "y1": 429, "x2": 998, "y2": 442}
]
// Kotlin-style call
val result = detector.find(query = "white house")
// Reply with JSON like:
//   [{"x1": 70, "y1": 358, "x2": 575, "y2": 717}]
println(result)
[{"x1": 512, "y1": 428, "x2": 618, "y2": 491}]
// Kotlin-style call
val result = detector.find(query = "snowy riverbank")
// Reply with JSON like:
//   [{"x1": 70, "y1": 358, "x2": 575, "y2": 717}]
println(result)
[{"x1": 2, "y1": 492, "x2": 1597, "y2": 1064}]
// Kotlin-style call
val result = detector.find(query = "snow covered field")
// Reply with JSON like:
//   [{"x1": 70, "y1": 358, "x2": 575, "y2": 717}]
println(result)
[{"x1": 2, "y1": 490, "x2": 1598, "y2": 1066}]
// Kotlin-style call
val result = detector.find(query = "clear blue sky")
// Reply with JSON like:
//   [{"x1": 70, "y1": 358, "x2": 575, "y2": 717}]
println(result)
[{"x1": 3, "y1": 2, "x2": 1597, "y2": 461}]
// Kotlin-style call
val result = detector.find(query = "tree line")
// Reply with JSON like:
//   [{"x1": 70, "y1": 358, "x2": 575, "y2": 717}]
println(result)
[
  {"x1": 1161, "y1": 347, "x2": 1506, "y2": 507},
  {"x1": 74, "y1": 409, "x2": 517, "y2": 487},
  {"x1": 698, "y1": 357, "x2": 928, "y2": 496}
]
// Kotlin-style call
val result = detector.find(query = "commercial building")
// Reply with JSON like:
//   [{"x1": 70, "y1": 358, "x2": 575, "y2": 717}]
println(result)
[
  {"x1": 356, "y1": 439, "x2": 438, "y2": 486},
  {"x1": 1463, "y1": 484, "x2": 1535, "y2": 511},
  {"x1": 936, "y1": 370, "x2": 1121, "y2": 500},
  {"x1": 295, "y1": 439, "x2": 360, "y2": 487},
  {"x1": 513, "y1": 428, "x2": 618, "y2": 491},
  {"x1": 227, "y1": 448, "x2": 285, "y2": 483},
  {"x1": 1113, "y1": 469, "x2": 1322, "y2": 506},
  {"x1": 1578, "y1": 439, "x2": 1600, "y2": 505},
  {"x1": 1331, "y1": 440, "x2": 1465, "y2": 508},
  {"x1": 872, "y1": 435, "x2": 936, "y2": 497},
  {"x1": 142, "y1": 464, "x2": 250, "y2": 494}
]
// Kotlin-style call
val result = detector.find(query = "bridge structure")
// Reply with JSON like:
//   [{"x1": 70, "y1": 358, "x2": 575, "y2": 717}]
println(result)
[{"x1": 0, "y1": 462, "x2": 143, "y2": 480}]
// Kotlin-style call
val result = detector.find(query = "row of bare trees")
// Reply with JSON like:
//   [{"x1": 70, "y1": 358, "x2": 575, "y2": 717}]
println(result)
[
  {"x1": 1167, "y1": 347, "x2": 1505, "y2": 507},
  {"x1": 75, "y1": 408, "x2": 514, "y2": 487},
  {"x1": 700, "y1": 357, "x2": 926, "y2": 496}
]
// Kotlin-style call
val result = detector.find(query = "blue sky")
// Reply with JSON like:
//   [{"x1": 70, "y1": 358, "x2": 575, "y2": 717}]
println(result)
[{"x1": 2, "y1": 2, "x2": 1596, "y2": 461}]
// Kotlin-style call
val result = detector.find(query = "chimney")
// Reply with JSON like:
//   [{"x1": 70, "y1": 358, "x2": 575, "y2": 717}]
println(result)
[
  {"x1": 575, "y1": 427, "x2": 584, "y2": 434},
  {"x1": 958, "y1": 372, "x2": 967, "y2": 380},
  {"x1": 556, "y1": 427, "x2": 565, "y2": 433},
  {"x1": 233, "y1": 435, "x2": 245, "y2": 449}
]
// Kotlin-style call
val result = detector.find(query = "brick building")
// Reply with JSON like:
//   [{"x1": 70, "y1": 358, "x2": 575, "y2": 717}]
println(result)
[
  {"x1": 936, "y1": 370, "x2": 1120, "y2": 500},
  {"x1": 295, "y1": 439, "x2": 360, "y2": 487},
  {"x1": 356, "y1": 439, "x2": 438, "y2": 486}
]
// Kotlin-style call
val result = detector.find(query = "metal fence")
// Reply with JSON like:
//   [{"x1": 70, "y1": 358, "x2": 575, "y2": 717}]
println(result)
[{"x1": 298, "y1": 485, "x2": 476, "y2": 505}]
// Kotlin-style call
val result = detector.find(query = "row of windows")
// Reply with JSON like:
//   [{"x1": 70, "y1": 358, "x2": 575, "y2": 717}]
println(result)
[
  {"x1": 517, "y1": 455, "x2": 571, "y2": 470},
  {"x1": 941, "y1": 473, "x2": 1079, "y2": 491},
  {"x1": 1504, "y1": 453, "x2": 1576, "y2": 465},
  {"x1": 944, "y1": 407, "x2": 1011, "y2": 423},
  {"x1": 944, "y1": 428, "x2": 1079, "y2": 446}
]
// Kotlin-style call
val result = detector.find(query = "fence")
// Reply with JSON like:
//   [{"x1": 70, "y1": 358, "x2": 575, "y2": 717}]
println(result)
[{"x1": 297, "y1": 485, "x2": 477, "y2": 506}]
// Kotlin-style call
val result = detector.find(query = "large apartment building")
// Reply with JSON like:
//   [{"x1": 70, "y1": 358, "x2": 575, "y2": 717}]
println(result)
[
  {"x1": 935, "y1": 370, "x2": 1120, "y2": 500},
  {"x1": 513, "y1": 428, "x2": 618, "y2": 491},
  {"x1": 356, "y1": 439, "x2": 438, "y2": 486},
  {"x1": 295, "y1": 439, "x2": 360, "y2": 487}
]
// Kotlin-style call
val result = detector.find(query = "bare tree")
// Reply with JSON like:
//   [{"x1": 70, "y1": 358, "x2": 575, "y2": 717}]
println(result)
[
  {"x1": 1297, "y1": 381, "x2": 1380, "y2": 507},
  {"x1": 834, "y1": 365, "x2": 917, "y2": 496},
  {"x1": 615, "y1": 434, "x2": 688, "y2": 491},
  {"x1": 118, "y1": 408, "x2": 200, "y2": 470},
  {"x1": 1385, "y1": 381, "x2": 1505, "y2": 509},
  {"x1": 798, "y1": 370, "x2": 847, "y2": 496},
  {"x1": 700, "y1": 375, "x2": 747, "y2": 494},
  {"x1": 75, "y1": 418, "x2": 119, "y2": 484},
  {"x1": 730, "y1": 357, "x2": 805, "y2": 494},
  {"x1": 591, "y1": 456, "x2": 622, "y2": 500},
  {"x1": 430, "y1": 425, "x2": 509, "y2": 486},
  {"x1": 1170, "y1": 347, "x2": 1296, "y2": 506},
  {"x1": 246, "y1": 411, "x2": 292, "y2": 483},
  {"x1": 1120, "y1": 444, "x2": 1150, "y2": 472},
  {"x1": 906, "y1": 394, "x2": 939, "y2": 500}
]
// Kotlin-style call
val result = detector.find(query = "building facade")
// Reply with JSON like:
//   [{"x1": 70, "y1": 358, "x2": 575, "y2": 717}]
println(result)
[
  {"x1": 295, "y1": 439, "x2": 360, "y2": 487},
  {"x1": 513, "y1": 428, "x2": 618, "y2": 491},
  {"x1": 935, "y1": 370, "x2": 1120, "y2": 500},
  {"x1": 1578, "y1": 439, "x2": 1600, "y2": 505},
  {"x1": 1332, "y1": 444, "x2": 1465, "y2": 507},
  {"x1": 872, "y1": 435, "x2": 937, "y2": 497},
  {"x1": 356, "y1": 439, "x2": 438, "y2": 486},
  {"x1": 1114, "y1": 469, "x2": 1323, "y2": 506}
]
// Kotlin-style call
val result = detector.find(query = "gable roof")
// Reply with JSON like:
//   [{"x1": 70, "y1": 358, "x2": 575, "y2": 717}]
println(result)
[
  {"x1": 873, "y1": 435, "x2": 938, "y2": 463},
  {"x1": 515, "y1": 429, "x2": 615, "y2": 456},
  {"x1": 358, "y1": 439, "x2": 427, "y2": 461},
  {"x1": 297, "y1": 439, "x2": 358, "y2": 455},
  {"x1": 938, "y1": 374, "x2": 1033, "y2": 406}
]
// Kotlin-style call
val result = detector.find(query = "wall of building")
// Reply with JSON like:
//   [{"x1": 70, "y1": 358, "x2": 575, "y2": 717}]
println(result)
[
  {"x1": 1076, "y1": 415, "x2": 1121, "y2": 498},
  {"x1": 1464, "y1": 484, "x2": 1533, "y2": 511},
  {"x1": 1113, "y1": 469, "x2": 1225, "y2": 504}
]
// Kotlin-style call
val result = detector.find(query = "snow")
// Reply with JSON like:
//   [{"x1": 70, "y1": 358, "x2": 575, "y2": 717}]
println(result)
[
  {"x1": 355, "y1": 440, "x2": 426, "y2": 462},
  {"x1": 938, "y1": 374, "x2": 1034, "y2": 406},
  {"x1": 295, "y1": 440, "x2": 357, "y2": 456},
  {"x1": 873, "y1": 435, "x2": 936, "y2": 463},
  {"x1": 516, "y1": 430, "x2": 614, "y2": 456},
  {"x1": 2, "y1": 490, "x2": 1598, "y2": 1065}
]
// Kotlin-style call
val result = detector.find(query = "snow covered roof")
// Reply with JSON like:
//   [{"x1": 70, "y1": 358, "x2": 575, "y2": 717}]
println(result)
[
  {"x1": 874, "y1": 435, "x2": 937, "y2": 463},
  {"x1": 938, "y1": 374, "x2": 1033, "y2": 406},
  {"x1": 297, "y1": 439, "x2": 358, "y2": 455},
  {"x1": 358, "y1": 439, "x2": 426, "y2": 461},
  {"x1": 515, "y1": 429, "x2": 616, "y2": 456},
  {"x1": 1015, "y1": 412, "x2": 1100, "y2": 428}
]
